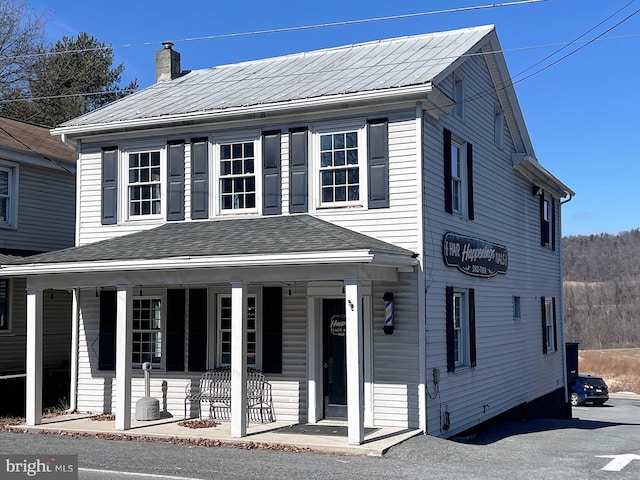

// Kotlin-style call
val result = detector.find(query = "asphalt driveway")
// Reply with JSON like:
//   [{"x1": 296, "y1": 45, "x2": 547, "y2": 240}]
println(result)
[{"x1": 1, "y1": 395, "x2": 639, "y2": 479}]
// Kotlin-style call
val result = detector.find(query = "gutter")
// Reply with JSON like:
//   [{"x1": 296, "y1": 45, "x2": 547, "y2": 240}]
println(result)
[{"x1": 51, "y1": 84, "x2": 436, "y2": 138}]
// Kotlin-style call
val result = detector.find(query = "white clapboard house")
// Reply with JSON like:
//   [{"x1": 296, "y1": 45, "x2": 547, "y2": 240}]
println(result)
[
  {"x1": 0, "y1": 25, "x2": 574, "y2": 443},
  {"x1": 0, "y1": 117, "x2": 76, "y2": 410}
]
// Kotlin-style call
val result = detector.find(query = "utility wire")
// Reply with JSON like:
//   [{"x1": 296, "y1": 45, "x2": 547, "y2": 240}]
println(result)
[{"x1": 2, "y1": 0, "x2": 547, "y2": 61}]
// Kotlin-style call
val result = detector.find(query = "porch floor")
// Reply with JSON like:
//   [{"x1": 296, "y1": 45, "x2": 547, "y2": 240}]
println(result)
[{"x1": 10, "y1": 414, "x2": 422, "y2": 457}]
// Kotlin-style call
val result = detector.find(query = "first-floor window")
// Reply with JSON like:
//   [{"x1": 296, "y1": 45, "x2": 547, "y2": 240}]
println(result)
[
  {"x1": 542, "y1": 297, "x2": 557, "y2": 353},
  {"x1": 218, "y1": 294, "x2": 256, "y2": 366},
  {"x1": 132, "y1": 297, "x2": 163, "y2": 366},
  {"x1": 446, "y1": 286, "x2": 476, "y2": 372},
  {"x1": 0, "y1": 279, "x2": 8, "y2": 330}
]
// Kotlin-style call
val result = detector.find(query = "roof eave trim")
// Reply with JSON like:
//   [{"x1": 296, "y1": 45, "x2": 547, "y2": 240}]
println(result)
[
  {"x1": 0, "y1": 249, "x2": 418, "y2": 276},
  {"x1": 51, "y1": 84, "x2": 434, "y2": 138},
  {"x1": 512, "y1": 154, "x2": 575, "y2": 198}
]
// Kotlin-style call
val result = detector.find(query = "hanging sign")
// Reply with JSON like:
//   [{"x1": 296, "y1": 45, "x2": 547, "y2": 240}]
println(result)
[{"x1": 443, "y1": 232, "x2": 508, "y2": 277}]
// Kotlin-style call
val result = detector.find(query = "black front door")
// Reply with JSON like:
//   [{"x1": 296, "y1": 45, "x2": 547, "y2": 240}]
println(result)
[{"x1": 323, "y1": 299, "x2": 347, "y2": 419}]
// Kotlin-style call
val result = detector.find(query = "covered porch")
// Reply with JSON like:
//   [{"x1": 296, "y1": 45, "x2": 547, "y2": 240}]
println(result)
[{"x1": 0, "y1": 215, "x2": 420, "y2": 446}]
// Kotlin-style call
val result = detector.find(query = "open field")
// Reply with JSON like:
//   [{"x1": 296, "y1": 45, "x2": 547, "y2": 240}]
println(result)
[{"x1": 579, "y1": 348, "x2": 640, "y2": 393}]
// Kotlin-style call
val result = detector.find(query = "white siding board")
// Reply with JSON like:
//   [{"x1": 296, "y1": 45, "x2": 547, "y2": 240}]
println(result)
[{"x1": 424, "y1": 54, "x2": 565, "y2": 436}]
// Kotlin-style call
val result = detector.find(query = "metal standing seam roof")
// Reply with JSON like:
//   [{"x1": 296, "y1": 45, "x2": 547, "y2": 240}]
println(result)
[
  {"x1": 57, "y1": 25, "x2": 495, "y2": 129},
  {"x1": 4, "y1": 215, "x2": 415, "y2": 265}
]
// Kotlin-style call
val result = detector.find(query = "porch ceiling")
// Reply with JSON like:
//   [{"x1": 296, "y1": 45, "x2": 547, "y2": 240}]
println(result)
[{"x1": 0, "y1": 215, "x2": 417, "y2": 279}]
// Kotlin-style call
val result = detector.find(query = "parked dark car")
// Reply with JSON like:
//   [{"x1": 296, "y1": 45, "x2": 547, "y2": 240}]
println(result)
[{"x1": 570, "y1": 374, "x2": 609, "y2": 406}]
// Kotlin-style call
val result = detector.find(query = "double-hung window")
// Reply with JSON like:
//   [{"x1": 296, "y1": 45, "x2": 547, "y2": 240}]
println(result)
[
  {"x1": 450, "y1": 142, "x2": 464, "y2": 214},
  {"x1": 0, "y1": 163, "x2": 17, "y2": 228},
  {"x1": 453, "y1": 73, "x2": 464, "y2": 118},
  {"x1": 0, "y1": 279, "x2": 9, "y2": 330},
  {"x1": 542, "y1": 297, "x2": 557, "y2": 354},
  {"x1": 446, "y1": 286, "x2": 476, "y2": 372},
  {"x1": 319, "y1": 130, "x2": 360, "y2": 206},
  {"x1": 538, "y1": 193, "x2": 556, "y2": 250},
  {"x1": 217, "y1": 294, "x2": 258, "y2": 367},
  {"x1": 132, "y1": 296, "x2": 163, "y2": 367},
  {"x1": 444, "y1": 129, "x2": 474, "y2": 219},
  {"x1": 219, "y1": 141, "x2": 256, "y2": 211},
  {"x1": 128, "y1": 150, "x2": 162, "y2": 217}
]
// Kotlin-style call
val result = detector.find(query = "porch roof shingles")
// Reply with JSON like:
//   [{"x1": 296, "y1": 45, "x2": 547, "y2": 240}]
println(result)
[{"x1": 6, "y1": 215, "x2": 415, "y2": 265}]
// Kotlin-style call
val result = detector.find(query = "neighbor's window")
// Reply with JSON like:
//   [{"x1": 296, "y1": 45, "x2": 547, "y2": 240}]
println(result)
[
  {"x1": 0, "y1": 165, "x2": 17, "y2": 228},
  {"x1": 132, "y1": 297, "x2": 163, "y2": 366},
  {"x1": 319, "y1": 131, "x2": 360, "y2": 205},
  {"x1": 218, "y1": 294, "x2": 257, "y2": 367},
  {"x1": 0, "y1": 279, "x2": 8, "y2": 330},
  {"x1": 128, "y1": 150, "x2": 161, "y2": 217},
  {"x1": 220, "y1": 142, "x2": 256, "y2": 210}
]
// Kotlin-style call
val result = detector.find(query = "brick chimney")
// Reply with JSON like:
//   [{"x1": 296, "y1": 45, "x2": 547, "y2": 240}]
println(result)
[{"x1": 155, "y1": 41, "x2": 181, "y2": 82}]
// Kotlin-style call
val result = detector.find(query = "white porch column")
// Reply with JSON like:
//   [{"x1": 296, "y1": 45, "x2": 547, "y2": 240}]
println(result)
[
  {"x1": 230, "y1": 281, "x2": 248, "y2": 438},
  {"x1": 68, "y1": 288, "x2": 79, "y2": 412},
  {"x1": 26, "y1": 288, "x2": 43, "y2": 426},
  {"x1": 345, "y1": 279, "x2": 364, "y2": 445},
  {"x1": 115, "y1": 285, "x2": 133, "y2": 431}
]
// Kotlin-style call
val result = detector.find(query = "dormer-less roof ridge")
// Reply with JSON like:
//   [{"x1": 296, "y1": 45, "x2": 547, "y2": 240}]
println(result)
[{"x1": 53, "y1": 25, "x2": 496, "y2": 134}]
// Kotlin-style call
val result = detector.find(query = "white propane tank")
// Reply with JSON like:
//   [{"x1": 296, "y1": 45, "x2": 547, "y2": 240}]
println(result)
[{"x1": 135, "y1": 362, "x2": 160, "y2": 420}]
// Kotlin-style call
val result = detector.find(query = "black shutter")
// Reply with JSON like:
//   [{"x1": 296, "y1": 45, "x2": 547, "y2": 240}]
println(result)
[
  {"x1": 190, "y1": 137, "x2": 209, "y2": 220},
  {"x1": 101, "y1": 147, "x2": 118, "y2": 225},
  {"x1": 541, "y1": 296, "x2": 548, "y2": 354},
  {"x1": 98, "y1": 290, "x2": 116, "y2": 370},
  {"x1": 188, "y1": 289, "x2": 207, "y2": 371},
  {"x1": 289, "y1": 128, "x2": 308, "y2": 213},
  {"x1": 469, "y1": 288, "x2": 477, "y2": 368},
  {"x1": 551, "y1": 197, "x2": 556, "y2": 251},
  {"x1": 443, "y1": 129, "x2": 452, "y2": 214},
  {"x1": 262, "y1": 287, "x2": 283, "y2": 374},
  {"x1": 367, "y1": 119, "x2": 389, "y2": 209},
  {"x1": 262, "y1": 130, "x2": 282, "y2": 215},
  {"x1": 167, "y1": 141, "x2": 185, "y2": 221},
  {"x1": 552, "y1": 297, "x2": 558, "y2": 352},
  {"x1": 166, "y1": 289, "x2": 185, "y2": 371},
  {"x1": 467, "y1": 142, "x2": 474, "y2": 220},
  {"x1": 445, "y1": 286, "x2": 455, "y2": 373}
]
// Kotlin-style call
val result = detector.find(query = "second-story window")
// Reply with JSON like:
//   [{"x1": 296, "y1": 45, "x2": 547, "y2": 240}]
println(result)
[
  {"x1": 319, "y1": 131, "x2": 359, "y2": 205},
  {"x1": 451, "y1": 142, "x2": 464, "y2": 214},
  {"x1": 0, "y1": 163, "x2": 17, "y2": 228},
  {"x1": 128, "y1": 150, "x2": 161, "y2": 217},
  {"x1": 220, "y1": 142, "x2": 256, "y2": 210}
]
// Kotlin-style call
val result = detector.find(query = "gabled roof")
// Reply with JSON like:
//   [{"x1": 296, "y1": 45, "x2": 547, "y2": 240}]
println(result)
[
  {"x1": 53, "y1": 25, "x2": 495, "y2": 134},
  {"x1": 0, "y1": 215, "x2": 416, "y2": 275},
  {"x1": 0, "y1": 117, "x2": 76, "y2": 169}
]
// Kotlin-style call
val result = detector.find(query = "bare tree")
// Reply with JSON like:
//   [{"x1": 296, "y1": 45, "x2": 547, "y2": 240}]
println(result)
[{"x1": 0, "y1": 0, "x2": 47, "y2": 102}]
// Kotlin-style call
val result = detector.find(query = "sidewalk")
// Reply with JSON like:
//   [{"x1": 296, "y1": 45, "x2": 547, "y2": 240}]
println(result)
[{"x1": 9, "y1": 413, "x2": 422, "y2": 457}]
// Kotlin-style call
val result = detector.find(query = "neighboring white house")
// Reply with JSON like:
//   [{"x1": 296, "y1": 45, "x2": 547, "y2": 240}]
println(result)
[
  {"x1": 0, "y1": 117, "x2": 76, "y2": 412},
  {"x1": 0, "y1": 25, "x2": 573, "y2": 443}
]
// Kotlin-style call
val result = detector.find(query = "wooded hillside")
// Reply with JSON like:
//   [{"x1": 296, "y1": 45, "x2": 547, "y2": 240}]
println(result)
[{"x1": 563, "y1": 229, "x2": 640, "y2": 349}]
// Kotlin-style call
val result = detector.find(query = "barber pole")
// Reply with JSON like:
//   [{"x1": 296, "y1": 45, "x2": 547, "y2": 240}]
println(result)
[{"x1": 383, "y1": 292, "x2": 394, "y2": 334}]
